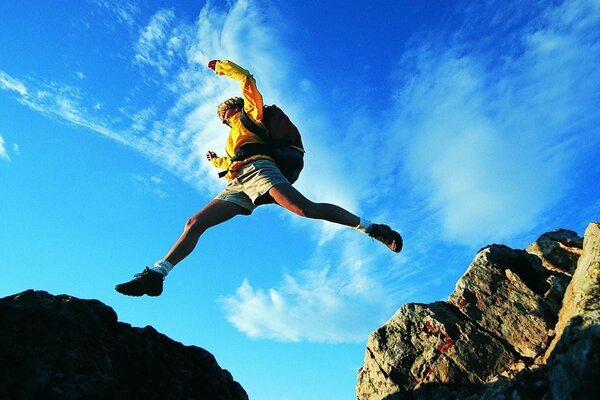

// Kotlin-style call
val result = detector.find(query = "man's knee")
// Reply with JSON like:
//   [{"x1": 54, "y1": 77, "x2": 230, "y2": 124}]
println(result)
[
  {"x1": 184, "y1": 215, "x2": 205, "y2": 234},
  {"x1": 270, "y1": 185, "x2": 320, "y2": 218},
  {"x1": 296, "y1": 201, "x2": 320, "y2": 218}
]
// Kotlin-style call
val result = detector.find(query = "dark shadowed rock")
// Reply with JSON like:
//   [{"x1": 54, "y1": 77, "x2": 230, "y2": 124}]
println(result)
[
  {"x1": 357, "y1": 223, "x2": 599, "y2": 400},
  {"x1": 0, "y1": 290, "x2": 248, "y2": 400}
]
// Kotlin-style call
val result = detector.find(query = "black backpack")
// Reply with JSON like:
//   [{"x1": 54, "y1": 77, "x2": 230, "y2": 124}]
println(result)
[{"x1": 232, "y1": 104, "x2": 305, "y2": 184}]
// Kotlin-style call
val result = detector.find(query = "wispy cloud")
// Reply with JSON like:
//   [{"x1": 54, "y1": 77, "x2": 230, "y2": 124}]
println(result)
[
  {"x1": 383, "y1": 0, "x2": 600, "y2": 246},
  {"x1": 220, "y1": 234, "x2": 400, "y2": 343},
  {"x1": 92, "y1": 0, "x2": 140, "y2": 28},
  {"x1": 2, "y1": 76, "x2": 131, "y2": 147},
  {"x1": 134, "y1": 8, "x2": 189, "y2": 76},
  {"x1": 132, "y1": 173, "x2": 169, "y2": 199},
  {"x1": 0, "y1": 70, "x2": 28, "y2": 96},
  {"x1": 0, "y1": 135, "x2": 10, "y2": 161},
  {"x1": 0, "y1": 132, "x2": 21, "y2": 161}
]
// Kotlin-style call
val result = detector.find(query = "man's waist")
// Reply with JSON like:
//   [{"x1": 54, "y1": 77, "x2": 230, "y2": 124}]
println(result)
[{"x1": 222, "y1": 154, "x2": 275, "y2": 180}]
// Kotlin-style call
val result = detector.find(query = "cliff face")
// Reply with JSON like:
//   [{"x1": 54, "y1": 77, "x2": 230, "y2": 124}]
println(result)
[
  {"x1": 357, "y1": 223, "x2": 600, "y2": 400},
  {"x1": 0, "y1": 290, "x2": 248, "y2": 400}
]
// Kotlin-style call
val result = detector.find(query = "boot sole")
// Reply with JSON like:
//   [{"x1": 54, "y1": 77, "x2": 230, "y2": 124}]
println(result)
[{"x1": 115, "y1": 285, "x2": 163, "y2": 297}]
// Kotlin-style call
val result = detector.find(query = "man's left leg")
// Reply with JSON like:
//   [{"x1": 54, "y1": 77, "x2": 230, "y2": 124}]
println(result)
[
  {"x1": 268, "y1": 182, "x2": 359, "y2": 226},
  {"x1": 115, "y1": 199, "x2": 247, "y2": 297},
  {"x1": 268, "y1": 183, "x2": 402, "y2": 252},
  {"x1": 162, "y1": 198, "x2": 247, "y2": 267}
]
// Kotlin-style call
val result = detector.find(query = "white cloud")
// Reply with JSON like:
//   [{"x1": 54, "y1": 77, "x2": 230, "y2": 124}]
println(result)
[
  {"x1": 134, "y1": 8, "x2": 187, "y2": 76},
  {"x1": 220, "y1": 235, "x2": 397, "y2": 343},
  {"x1": 0, "y1": 70, "x2": 28, "y2": 96},
  {"x1": 0, "y1": 135, "x2": 10, "y2": 161},
  {"x1": 0, "y1": 67, "x2": 207, "y2": 190},
  {"x1": 132, "y1": 173, "x2": 169, "y2": 199},
  {"x1": 93, "y1": 0, "x2": 139, "y2": 28},
  {"x1": 386, "y1": 0, "x2": 600, "y2": 246}
]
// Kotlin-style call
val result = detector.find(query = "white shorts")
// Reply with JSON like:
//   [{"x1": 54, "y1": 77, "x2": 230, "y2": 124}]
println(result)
[{"x1": 215, "y1": 160, "x2": 289, "y2": 215}]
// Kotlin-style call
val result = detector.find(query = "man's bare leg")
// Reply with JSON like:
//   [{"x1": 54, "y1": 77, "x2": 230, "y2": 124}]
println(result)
[
  {"x1": 115, "y1": 199, "x2": 246, "y2": 297},
  {"x1": 268, "y1": 183, "x2": 402, "y2": 252},
  {"x1": 268, "y1": 183, "x2": 360, "y2": 226},
  {"x1": 163, "y1": 198, "x2": 247, "y2": 267}
]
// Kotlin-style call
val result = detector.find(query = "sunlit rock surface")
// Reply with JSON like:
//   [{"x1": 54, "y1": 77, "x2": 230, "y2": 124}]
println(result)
[{"x1": 357, "y1": 223, "x2": 599, "y2": 400}]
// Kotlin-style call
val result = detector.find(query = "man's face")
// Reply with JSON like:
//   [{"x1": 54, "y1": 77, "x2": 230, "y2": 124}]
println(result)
[{"x1": 219, "y1": 106, "x2": 240, "y2": 126}]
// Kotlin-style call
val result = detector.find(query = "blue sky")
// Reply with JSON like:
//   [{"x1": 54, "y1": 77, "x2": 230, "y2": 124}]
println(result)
[{"x1": 1, "y1": 0, "x2": 599, "y2": 398}]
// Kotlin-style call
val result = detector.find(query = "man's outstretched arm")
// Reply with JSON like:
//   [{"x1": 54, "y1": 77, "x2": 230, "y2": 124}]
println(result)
[{"x1": 208, "y1": 59, "x2": 264, "y2": 123}]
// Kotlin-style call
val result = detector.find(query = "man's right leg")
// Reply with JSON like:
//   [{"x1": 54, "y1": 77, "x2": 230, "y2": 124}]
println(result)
[{"x1": 115, "y1": 199, "x2": 247, "y2": 297}]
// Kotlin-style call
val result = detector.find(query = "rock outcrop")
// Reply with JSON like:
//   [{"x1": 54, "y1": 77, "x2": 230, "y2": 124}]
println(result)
[
  {"x1": 0, "y1": 290, "x2": 248, "y2": 400},
  {"x1": 357, "y1": 223, "x2": 600, "y2": 400}
]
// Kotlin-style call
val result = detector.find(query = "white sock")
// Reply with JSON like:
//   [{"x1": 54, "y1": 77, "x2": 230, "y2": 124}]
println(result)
[
  {"x1": 152, "y1": 260, "x2": 174, "y2": 276},
  {"x1": 355, "y1": 218, "x2": 373, "y2": 234}
]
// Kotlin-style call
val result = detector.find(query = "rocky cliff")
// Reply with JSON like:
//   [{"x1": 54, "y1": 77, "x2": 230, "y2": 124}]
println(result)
[
  {"x1": 0, "y1": 290, "x2": 248, "y2": 400},
  {"x1": 357, "y1": 223, "x2": 599, "y2": 400}
]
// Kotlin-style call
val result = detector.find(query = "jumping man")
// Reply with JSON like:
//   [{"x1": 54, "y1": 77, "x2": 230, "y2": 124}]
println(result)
[{"x1": 115, "y1": 60, "x2": 402, "y2": 297}]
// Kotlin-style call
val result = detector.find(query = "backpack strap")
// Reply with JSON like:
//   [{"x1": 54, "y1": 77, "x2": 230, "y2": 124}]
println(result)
[
  {"x1": 240, "y1": 109, "x2": 269, "y2": 139},
  {"x1": 217, "y1": 143, "x2": 274, "y2": 179},
  {"x1": 230, "y1": 142, "x2": 274, "y2": 162}
]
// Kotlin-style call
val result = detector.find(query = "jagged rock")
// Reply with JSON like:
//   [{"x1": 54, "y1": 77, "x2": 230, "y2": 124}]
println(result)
[
  {"x1": 357, "y1": 223, "x2": 599, "y2": 400},
  {"x1": 0, "y1": 290, "x2": 248, "y2": 400},
  {"x1": 526, "y1": 228, "x2": 583, "y2": 276},
  {"x1": 525, "y1": 229, "x2": 582, "y2": 319},
  {"x1": 550, "y1": 224, "x2": 600, "y2": 347},
  {"x1": 544, "y1": 223, "x2": 600, "y2": 398},
  {"x1": 357, "y1": 302, "x2": 517, "y2": 397},
  {"x1": 448, "y1": 245, "x2": 556, "y2": 359}
]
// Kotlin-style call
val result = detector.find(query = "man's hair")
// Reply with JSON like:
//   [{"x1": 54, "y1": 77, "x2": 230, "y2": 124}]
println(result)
[{"x1": 217, "y1": 97, "x2": 244, "y2": 121}]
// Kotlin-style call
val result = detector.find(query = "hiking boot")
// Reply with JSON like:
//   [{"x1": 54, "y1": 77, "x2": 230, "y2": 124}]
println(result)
[
  {"x1": 115, "y1": 267, "x2": 164, "y2": 297},
  {"x1": 369, "y1": 224, "x2": 403, "y2": 253}
]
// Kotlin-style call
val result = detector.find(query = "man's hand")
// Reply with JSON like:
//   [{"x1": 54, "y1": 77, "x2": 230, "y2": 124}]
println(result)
[
  {"x1": 207, "y1": 60, "x2": 218, "y2": 72},
  {"x1": 206, "y1": 151, "x2": 217, "y2": 161}
]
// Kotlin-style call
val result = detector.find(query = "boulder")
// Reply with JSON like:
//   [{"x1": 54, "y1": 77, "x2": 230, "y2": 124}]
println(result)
[
  {"x1": 0, "y1": 290, "x2": 248, "y2": 400},
  {"x1": 357, "y1": 224, "x2": 598, "y2": 400},
  {"x1": 357, "y1": 302, "x2": 518, "y2": 397}
]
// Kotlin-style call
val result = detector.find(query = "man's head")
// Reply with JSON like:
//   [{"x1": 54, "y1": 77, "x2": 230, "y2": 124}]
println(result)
[{"x1": 217, "y1": 97, "x2": 244, "y2": 125}]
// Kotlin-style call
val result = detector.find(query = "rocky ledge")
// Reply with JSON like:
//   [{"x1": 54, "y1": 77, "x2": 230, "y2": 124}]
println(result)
[
  {"x1": 0, "y1": 290, "x2": 248, "y2": 400},
  {"x1": 357, "y1": 222, "x2": 599, "y2": 400}
]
